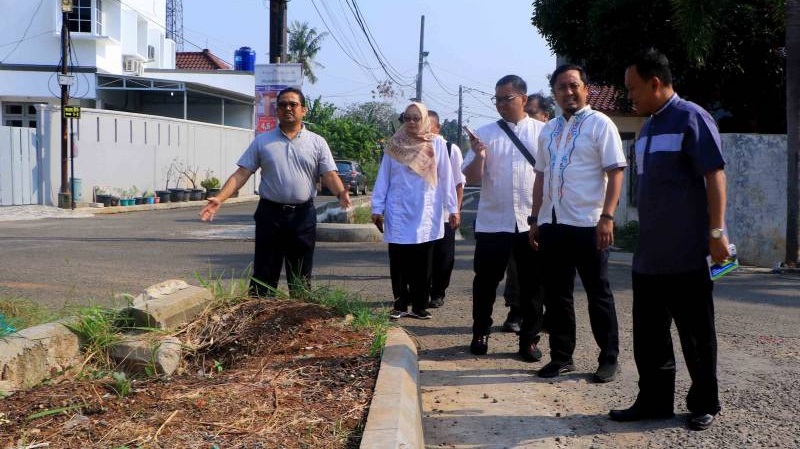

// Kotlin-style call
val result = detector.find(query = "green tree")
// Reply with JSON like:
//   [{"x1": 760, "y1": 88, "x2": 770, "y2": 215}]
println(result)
[
  {"x1": 440, "y1": 118, "x2": 467, "y2": 151},
  {"x1": 531, "y1": 0, "x2": 787, "y2": 133},
  {"x1": 288, "y1": 21, "x2": 328, "y2": 84},
  {"x1": 305, "y1": 98, "x2": 384, "y2": 183},
  {"x1": 343, "y1": 102, "x2": 398, "y2": 137}
]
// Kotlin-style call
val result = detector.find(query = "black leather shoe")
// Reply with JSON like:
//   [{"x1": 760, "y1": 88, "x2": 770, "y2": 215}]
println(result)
[
  {"x1": 470, "y1": 335, "x2": 489, "y2": 355},
  {"x1": 537, "y1": 360, "x2": 576, "y2": 378},
  {"x1": 593, "y1": 361, "x2": 618, "y2": 383},
  {"x1": 501, "y1": 307, "x2": 521, "y2": 333},
  {"x1": 429, "y1": 296, "x2": 444, "y2": 308},
  {"x1": 609, "y1": 403, "x2": 675, "y2": 422},
  {"x1": 518, "y1": 341, "x2": 542, "y2": 362},
  {"x1": 688, "y1": 413, "x2": 715, "y2": 431}
]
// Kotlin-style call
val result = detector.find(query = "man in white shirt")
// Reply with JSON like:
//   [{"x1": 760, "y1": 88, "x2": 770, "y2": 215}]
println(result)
[
  {"x1": 529, "y1": 64, "x2": 626, "y2": 382},
  {"x1": 462, "y1": 75, "x2": 545, "y2": 362},
  {"x1": 427, "y1": 110, "x2": 465, "y2": 308}
]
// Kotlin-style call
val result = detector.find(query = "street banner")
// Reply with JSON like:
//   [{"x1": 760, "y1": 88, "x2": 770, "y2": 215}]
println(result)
[{"x1": 254, "y1": 64, "x2": 302, "y2": 134}]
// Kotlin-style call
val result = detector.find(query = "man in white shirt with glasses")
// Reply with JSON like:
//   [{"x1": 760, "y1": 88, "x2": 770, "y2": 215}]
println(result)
[{"x1": 462, "y1": 75, "x2": 545, "y2": 363}]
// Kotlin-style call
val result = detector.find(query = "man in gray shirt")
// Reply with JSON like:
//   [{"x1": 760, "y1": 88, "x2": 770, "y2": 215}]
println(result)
[{"x1": 200, "y1": 87, "x2": 351, "y2": 297}]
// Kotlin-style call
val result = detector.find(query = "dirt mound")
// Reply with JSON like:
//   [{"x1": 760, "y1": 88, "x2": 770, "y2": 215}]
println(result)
[{"x1": 1, "y1": 299, "x2": 380, "y2": 448}]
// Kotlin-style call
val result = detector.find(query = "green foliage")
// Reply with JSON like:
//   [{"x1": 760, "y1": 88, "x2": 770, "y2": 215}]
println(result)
[
  {"x1": 64, "y1": 306, "x2": 130, "y2": 367},
  {"x1": 305, "y1": 97, "x2": 384, "y2": 183},
  {"x1": 614, "y1": 220, "x2": 640, "y2": 253},
  {"x1": 108, "y1": 371, "x2": 132, "y2": 398},
  {"x1": 288, "y1": 21, "x2": 328, "y2": 84},
  {"x1": 531, "y1": 0, "x2": 787, "y2": 132},
  {"x1": 343, "y1": 101, "x2": 398, "y2": 137},
  {"x1": 440, "y1": 118, "x2": 469, "y2": 151},
  {"x1": 351, "y1": 205, "x2": 373, "y2": 224},
  {"x1": 0, "y1": 297, "x2": 58, "y2": 332},
  {"x1": 200, "y1": 176, "x2": 221, "y2": 190}
]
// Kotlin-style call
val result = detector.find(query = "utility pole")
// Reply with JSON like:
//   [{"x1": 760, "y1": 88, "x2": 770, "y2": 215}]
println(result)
[
  {"x1": 787, "y1": 0, "x2": 799, "y2": 265},
  {"x1": 58, "y1": 1, "x2": 72, "y2": 209},
  {"x1": 269, "y1": 0, "x2": 288, "y2": 63},
  {"x1": 457, "y1": 85, "x2": 463, "y2": 148},
  {"x1": 414, "y1": 15, "x2": 425, "y2": 102}
]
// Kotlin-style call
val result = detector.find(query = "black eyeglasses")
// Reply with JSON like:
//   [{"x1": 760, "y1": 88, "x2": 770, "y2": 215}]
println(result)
[
  {"x1": 491, "y1": 95, "x2": 519, "y2": 105},
  {"x1": 277, "y1": 101, "x2": 301, "y2": 109},
  {"x1": 404, "y1": 115, "x2": 422, "y2": 123}
]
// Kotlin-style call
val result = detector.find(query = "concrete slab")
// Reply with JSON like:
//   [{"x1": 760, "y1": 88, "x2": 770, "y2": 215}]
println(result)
[
  {"x1": 0, "y1": 320, "x2": 81, "y2": 392},
  {"x1": 126, "y1": 283, "x2": 213, "y2": 330}
]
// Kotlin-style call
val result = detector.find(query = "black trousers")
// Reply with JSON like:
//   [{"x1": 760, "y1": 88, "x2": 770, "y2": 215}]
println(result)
[
  {"x1": 632, "y1": 269, "x2": 720, "y2": 415},
  {"x1": 503, "y1": 256, "x2": 520, "y2": 308},
  {"x1": 389, "y1": 241, "x2": 434, "y2": 313},
  {"x1": 250, "y1": 199, "x2": 316, "y2": 297},
  {"x1": 472, "y1": 231, "x2": 543, "y2": 343},
  {"x1": 430, "y1": 223, "x2": 456, "y2": 301},
  {"x1": 539, "y1": 223, "x2": 619, "y2": 364}
]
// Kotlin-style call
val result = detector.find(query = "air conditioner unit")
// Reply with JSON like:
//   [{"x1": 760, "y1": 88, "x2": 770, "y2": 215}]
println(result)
[
  {"x1": 122, "y1": 57, "x2": 141, "y2": 73},
  {"x1": 147, "y1": 45, "x2": 155, "y2": 61}
]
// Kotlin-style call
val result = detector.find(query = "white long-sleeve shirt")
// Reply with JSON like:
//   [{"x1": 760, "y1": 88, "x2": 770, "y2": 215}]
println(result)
[
  {"x1": 462, "y1": 116, "x2": 544, "y2": 233},
  {"x1": 371, "y1": 136, "x2": 458, "y2": 244}
]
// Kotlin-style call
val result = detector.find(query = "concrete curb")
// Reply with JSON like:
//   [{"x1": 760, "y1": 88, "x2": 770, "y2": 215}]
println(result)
[
  {"x1": 88, "y1": 194, "x2": 260, "y2": 215},
  {"x1": 360, "y1": 327, "x2": 424, "y2": 449}
]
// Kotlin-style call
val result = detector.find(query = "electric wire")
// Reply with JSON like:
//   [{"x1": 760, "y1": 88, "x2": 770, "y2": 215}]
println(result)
[
  {"x1": 425, "y1": 64, "x2": 458, "y2": 96},
  {"x1": 1, "y1": 0, "x2": 46, "y2": 63}
]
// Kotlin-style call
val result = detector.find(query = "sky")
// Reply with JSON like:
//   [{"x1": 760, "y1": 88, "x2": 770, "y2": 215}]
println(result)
[{"x1": 183, "y1": 1, "x2": 556, "y2": 128}]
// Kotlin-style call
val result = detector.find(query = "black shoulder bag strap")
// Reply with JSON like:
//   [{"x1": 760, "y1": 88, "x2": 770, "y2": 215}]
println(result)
[
  {"x1": 496, "y1": 120, "x2": 536, "y2": 167},
  {"x1": 446, "y1": 141, "x2": 452, "y2": 156}
]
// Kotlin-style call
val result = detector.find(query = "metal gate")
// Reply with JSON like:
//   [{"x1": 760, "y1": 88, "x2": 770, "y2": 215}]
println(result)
[{"x1": 0, "y1": 126, "x2": 39, "y2": 206}]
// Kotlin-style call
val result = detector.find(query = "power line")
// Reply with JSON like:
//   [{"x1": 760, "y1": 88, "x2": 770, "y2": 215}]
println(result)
[
  {"x1": 309, "y1": 0, "x2": 379, "y2": 74},
  {"x1": 425, "y1": 64, "x2": 457, "y2": 96},
  {"x1": 1, "y1": 0, "x2": 46, "y2": 63}
]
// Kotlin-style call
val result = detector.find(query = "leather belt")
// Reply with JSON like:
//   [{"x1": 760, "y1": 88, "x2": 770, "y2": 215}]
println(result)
[{"x1": 262, "y1": 198, "x2": 313, "y2": 212}]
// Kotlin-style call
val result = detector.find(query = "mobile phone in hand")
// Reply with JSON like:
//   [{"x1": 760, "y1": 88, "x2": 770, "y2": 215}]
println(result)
[{"x1": 463, "y1": 126, "x2": 478, "y2": 140}]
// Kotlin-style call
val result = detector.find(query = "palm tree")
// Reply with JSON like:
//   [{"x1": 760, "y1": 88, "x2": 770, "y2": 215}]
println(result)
[
  {"x1": 288, "y1": 21, "x2": 328, "y2": 84},
  {"x1": 787, "y1": 0, "x2": 799, "y2": 265}
]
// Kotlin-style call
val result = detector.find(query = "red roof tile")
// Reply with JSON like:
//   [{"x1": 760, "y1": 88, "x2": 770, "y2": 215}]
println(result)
[
  {"x1": 588, "y1": 84, "x2": 632, "y2": 114},
  {"x1": 175, "y1": 49, "x2": 231, "y2": 70}
]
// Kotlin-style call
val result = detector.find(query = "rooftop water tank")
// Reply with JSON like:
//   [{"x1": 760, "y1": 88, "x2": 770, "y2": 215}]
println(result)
[{"x1": 234, "y1": 47, "x2": 256, "y2": 71}]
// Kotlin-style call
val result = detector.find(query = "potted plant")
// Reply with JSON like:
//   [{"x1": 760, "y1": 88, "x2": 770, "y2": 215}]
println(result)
[
  {"x1": 201, "y1": 173, "x2": 221, "y2": 198},
  {"x1": 143, "y1": 190, "x2": 156, "y2": 205},
  {"x1": 177, "y1": 161, "x2": 204, "y2": 201},
  {"x1": 94, "y1": 186, "x2": 112, "y2": 207}
]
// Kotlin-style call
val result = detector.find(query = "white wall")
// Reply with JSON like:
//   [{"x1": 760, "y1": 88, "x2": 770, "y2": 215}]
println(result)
[{"x1": 37, "y1": 106, "x2": 255, "y2": 204}]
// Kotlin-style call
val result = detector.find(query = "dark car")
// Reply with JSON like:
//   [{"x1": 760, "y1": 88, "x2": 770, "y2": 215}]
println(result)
[{"x1": 334, "y1": 160, "x2": 368, "y2": 195}]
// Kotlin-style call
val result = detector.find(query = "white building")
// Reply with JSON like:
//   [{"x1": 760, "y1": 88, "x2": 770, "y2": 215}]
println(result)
[
  {"x1": 0, "y1": 1, "x2": 258, "y2": 207},
  {"x1": 0, "y1": 0, "x2": 254, "y2": 128}
]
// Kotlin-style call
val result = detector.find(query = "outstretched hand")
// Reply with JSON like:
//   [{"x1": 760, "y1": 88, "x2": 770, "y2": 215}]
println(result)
[{"x1": 199, "y1": 197, "x2": 221, "y2": 222}]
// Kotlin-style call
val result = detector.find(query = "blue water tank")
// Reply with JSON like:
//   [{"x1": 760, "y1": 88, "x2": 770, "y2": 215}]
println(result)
[{"x1": 234, "y1": 47, "x2": 256, "y2": 71}]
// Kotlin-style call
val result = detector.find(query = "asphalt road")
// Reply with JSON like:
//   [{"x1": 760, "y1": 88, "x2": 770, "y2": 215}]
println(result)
[{"x1": 1, "y1": 199, "x2": 799, "y2": 447}]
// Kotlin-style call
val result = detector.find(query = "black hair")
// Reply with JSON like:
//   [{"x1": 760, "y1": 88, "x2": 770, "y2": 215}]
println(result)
[
  {"x1": 527, "y1": 93, "x2": 555, "y2": 117},
  {"x1": 629, "y1": 48, "x2": 673, "y2": 86},
  {"x1": 428, "y1": 110, "x2": 440, "y2": 123},
  {"x1": 277, "y1": 87, "x2": 306, "y2": 107},
  {"x1": 495, "y1": 75, "x2": 527, "y2": 95},
  {"x1": 549, "y1": 64, "x2": 589, "y2": 88}
]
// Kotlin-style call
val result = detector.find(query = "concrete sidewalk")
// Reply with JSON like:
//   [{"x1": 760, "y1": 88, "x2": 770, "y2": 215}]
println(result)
[{"x1": 311, "y1": 239, "x2": 799, "y2": 448}]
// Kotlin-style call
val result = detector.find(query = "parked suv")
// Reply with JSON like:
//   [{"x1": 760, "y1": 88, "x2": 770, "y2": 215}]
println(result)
[{"x1": 335, "y1": 160, "x2": 368, "y2": 195}]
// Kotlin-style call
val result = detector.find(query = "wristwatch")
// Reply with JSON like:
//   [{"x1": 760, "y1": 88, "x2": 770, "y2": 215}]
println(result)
[
  {"x1": 527, "y1": 215, "x2": 538, "y2": 226},
  {"x1": 710, "y1": 228, "x2": 724, "y2": 239}
]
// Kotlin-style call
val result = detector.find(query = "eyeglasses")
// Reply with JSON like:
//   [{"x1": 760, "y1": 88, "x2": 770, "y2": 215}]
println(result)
[
  {"x1": 491, "y1": 95, "x2": 519, "y2": 105},
  {"x1": 277, "y1": 101, "x2": 301, "y2": 109},
  {"x1": 403, "y1": 115, "x2": 422, "y2": 123}
]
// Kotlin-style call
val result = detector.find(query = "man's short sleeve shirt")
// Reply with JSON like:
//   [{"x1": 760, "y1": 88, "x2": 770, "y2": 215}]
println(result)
[
  {"x1": 633, "y1": 94, "x2": 725, "y2": 274},
  {"x1": 535, "y1": 106, "x2": 627, "y2": 227},
  {"x1": 237, "y1": 127, "x2": 337, "y2": 204}
]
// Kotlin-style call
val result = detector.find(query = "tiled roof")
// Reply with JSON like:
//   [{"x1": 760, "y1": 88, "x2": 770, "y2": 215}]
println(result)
[
  {"x1": 588, "y1": 84, "x2": 632, "y2": 114},
  {"x1": 175, "y1": 49, "x2": 231, "y2": 70}
]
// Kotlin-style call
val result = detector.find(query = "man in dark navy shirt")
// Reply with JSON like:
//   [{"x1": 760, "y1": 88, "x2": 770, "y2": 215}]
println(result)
[{"x1": 609, "y1": 49, "x2": 731, "y2": 431}]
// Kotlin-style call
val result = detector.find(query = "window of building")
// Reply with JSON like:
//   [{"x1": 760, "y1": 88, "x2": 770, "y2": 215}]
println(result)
[
  {"x1": 67, "y1": 0, "x2": 102, "y2": 34},
  {"x1": 3, "y1": 103, "x2": 39, "y2": 128}
]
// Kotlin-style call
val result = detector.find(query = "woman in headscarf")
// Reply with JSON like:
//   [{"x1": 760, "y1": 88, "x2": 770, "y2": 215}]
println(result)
[{"x1": 371, "y1": 102, "x2": 460, "y2": 320}]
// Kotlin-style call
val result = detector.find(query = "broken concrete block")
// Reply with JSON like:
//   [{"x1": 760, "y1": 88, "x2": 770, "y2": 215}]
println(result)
[
  {"x1": 110, "y1": 335, "x2": 182, "y2": 376},
  {"x1": 126, "y1": 282, "x2": 213, "y2": 330},
  {"x1": 0, "y1": 320, "x2": 81, "y2": 392}
]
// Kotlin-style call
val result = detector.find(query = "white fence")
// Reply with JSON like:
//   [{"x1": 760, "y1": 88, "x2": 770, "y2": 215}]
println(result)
[
  {"x1": 37, "y1": 106, "x2": 256, "y2": 204},
  {"x1": 0, "y1": 126, "x2": 39, "y2": 206}
]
